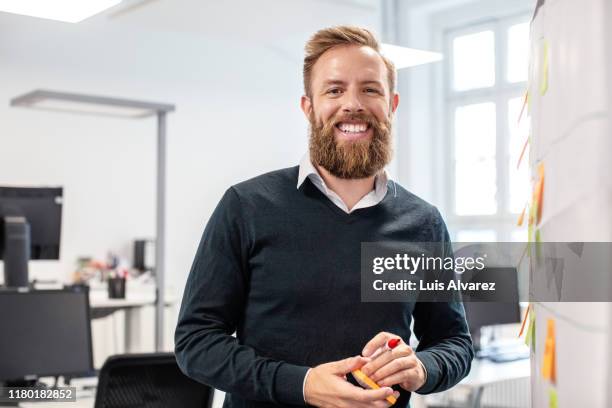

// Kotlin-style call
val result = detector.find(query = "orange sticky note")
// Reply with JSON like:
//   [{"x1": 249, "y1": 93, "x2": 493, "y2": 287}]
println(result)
[
  {"x1": 517, "y1": 204, "x2": 527, "y2": 226},
  {"x1": 535, "y1": 163, "x2": 545, "y2": 225},
  {"x1": 541, "y1": 318, "x2": 556, "y2": 383},
  {"x1": 518, "y1": 304, "x2": 530, "y2": 337},
  {"x1": 516, "y1": 135, "x2": 530, "y2": 169},
  {"x1": 529, "y1": 184, "x2": 538, "y2": 227}
]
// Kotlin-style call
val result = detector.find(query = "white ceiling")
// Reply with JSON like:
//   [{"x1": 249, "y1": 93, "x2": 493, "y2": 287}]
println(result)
[{"x1": 93, "y1": 0, "x2": 382, "y2": 43}]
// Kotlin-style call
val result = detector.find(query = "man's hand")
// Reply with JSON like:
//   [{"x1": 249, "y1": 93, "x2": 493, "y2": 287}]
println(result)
[
  {"x1": 304, "y1": 356, "x2": 400, "y2": 408},
  {"x1": 360, "y1": 332, "x2": 426, "y2": 392}
]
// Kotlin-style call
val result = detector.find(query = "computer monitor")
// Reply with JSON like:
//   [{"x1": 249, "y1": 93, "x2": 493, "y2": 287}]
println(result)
[
  {"x1": 0, "y1": 287, "x2": 93, "y2": 385},
  {"x1": 0, "y1": 186, "x2": 63, "y2": 287},
  {"x1": 462, "y1": 267, "x2": 521, "y2": 350}
]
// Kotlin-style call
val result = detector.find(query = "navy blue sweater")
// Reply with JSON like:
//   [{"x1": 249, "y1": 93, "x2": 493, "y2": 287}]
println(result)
[{"x1": 175, "y1": 166, "x2": 473, "y2": 408}]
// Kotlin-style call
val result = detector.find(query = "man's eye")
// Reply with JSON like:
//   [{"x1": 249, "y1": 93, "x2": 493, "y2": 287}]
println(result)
[
  {"x1": 327, "y1": 88, "x2": 343, "y2": 95},
  {"x1": 365, "y1": 88, "x2": 381, "y2": 94}
]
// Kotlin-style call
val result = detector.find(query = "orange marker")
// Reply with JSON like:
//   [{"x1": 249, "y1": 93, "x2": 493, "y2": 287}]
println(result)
[
  {"x1": 352, "y1": 338, "x2": 401, "y2": 405},
  {"x1": 352, "y1": 369, "x2": 397, "y2": 405}
]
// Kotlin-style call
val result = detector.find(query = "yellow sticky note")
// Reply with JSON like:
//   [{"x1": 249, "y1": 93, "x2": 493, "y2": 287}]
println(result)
[
  {"x1": 541, "y1": 318, "x2": 556, "y2": 383},
  {"x1": 535, "y1": 229, "x2": 543, "y2": 260},
  {"x1": 540, "y1": 40, "x2": 549, "y2": 95},
  {"x1": 549, "y1": 388, "x2": 558, "y2": 408}
]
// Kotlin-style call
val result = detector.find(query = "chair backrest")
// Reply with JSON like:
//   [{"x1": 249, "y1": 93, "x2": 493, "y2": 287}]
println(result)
[{"x1": 95, "y1": 353, "x2": 213, "y2": 408}]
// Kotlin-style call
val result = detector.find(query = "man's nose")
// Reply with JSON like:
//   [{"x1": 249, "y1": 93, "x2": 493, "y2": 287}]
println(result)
[{"x1": 341, "y1": 90, "x2": 364, "y2": 113}]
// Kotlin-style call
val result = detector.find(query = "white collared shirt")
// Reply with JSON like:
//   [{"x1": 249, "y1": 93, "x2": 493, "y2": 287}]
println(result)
[{"x1": 297, "y1": 153, "x2": 389, "y2": 213}]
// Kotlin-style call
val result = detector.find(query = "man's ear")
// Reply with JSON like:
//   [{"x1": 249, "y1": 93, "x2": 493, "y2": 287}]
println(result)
[
  {"x1": 300, "y1": 95, "x2": 312, "y2": 119},
  {"x1": 390, "y1": 93, "x2": 400, "y2": 113}
]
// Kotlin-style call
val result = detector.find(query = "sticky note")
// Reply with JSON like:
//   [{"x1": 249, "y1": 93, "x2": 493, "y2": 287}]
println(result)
[
  {"x1": 535, "y1": 229, "x2": 543, "y2": 259},
  {"x1": 535, "y1": 163, "x2": 545, "y2": 225},
  {"x1": 527, "y1": 90, "x2": 532, "y2": 113},
  {"x1": 541, "y1": 318, "x2": 556, "y2": 383},
  {"x1": 516, "y1": 135, "x2": 530, "y2": 169},
  {"x1": 540, "y1": 40, "x2": 549, "y2": 95},
  {"x1": 549, "y1": 388, "x2": 558, "y2": 408},
  {"x1": 518, "y1": 91, "x2": 529, "y2": 124},
  {"x1": 529, "y1": 190, "x2": 536, "y2": 227},
  {"x1": 524, "y1": 307, "x2": 535, "y2": 350},
  {"x1": 517, "y1": 205, "x2": 527, "y2": 226},
  {"x1": 518, "y1": 304, "x2": 530, "y2": 337}
]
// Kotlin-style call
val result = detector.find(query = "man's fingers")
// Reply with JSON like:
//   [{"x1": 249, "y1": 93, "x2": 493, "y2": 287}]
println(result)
[
  {"x1": 331, "y1": 355, "x2": 370, "y2": 375},
  {"x1": 362, "y1": 344, "x2": 413, "y2": 377},
  {"x1": 353, "y1": 385, "x2": 395, "y2": 402},
  {"x1": 379, "y1": 370, "x2": 418, "y2": 391},
  {"x1": 362, "y1": 331, "x2": 394, "y2": 357},
  {"x1": 372, "y1": 356, "x2": 419, "y2": 384},
  {"x1": 333, "y1": 377, "x2": 395, "y2": 407}
]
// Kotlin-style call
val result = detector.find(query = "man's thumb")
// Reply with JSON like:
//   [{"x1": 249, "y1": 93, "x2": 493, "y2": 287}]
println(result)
[{"x1": 332, "y1": 356, "x2": 369, "y2": 375}]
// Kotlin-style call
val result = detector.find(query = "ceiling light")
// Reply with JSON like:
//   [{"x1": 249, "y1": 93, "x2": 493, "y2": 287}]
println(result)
[
  {"x1": 381, "y1": 43, "x2": 444, "y2": 69},
  {"x1": 0, "y1": 0, "x2": 122, "y2": 23}
]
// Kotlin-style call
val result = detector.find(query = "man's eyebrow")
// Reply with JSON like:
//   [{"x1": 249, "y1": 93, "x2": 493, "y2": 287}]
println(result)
[
  {"x1": 322, "y1": 80, "x2": 347, "y2": 86},
  {"x1": 321, "y1": 79, "x2": 384, "y2": 87},
  {"x1": 361, "y1": 80, "x2": 384, "y2": 87}
]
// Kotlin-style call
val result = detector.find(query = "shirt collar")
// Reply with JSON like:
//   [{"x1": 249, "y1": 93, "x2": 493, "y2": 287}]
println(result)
[{"x1": 297, "y1": 153, "x2": 389, "y2": 195}]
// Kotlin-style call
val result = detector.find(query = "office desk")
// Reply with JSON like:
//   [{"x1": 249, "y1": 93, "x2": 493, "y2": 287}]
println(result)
[{"x1": 89, "y1": 287, "x2": 176, "y2": 355}]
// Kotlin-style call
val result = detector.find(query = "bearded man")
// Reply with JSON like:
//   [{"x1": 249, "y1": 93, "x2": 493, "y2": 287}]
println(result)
[{"x1": 175, "y1": 26, "x2": 473, "y2": 408}]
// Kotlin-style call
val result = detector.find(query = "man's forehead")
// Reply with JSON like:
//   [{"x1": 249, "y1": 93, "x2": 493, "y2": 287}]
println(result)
[{"x1": 312, "y1": 45, "x2": 387, "y2": 86}]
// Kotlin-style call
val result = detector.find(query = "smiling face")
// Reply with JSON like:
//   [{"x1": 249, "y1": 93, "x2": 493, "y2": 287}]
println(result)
[{"x1": 301, "y1": 44, "x2": 399, "y2": 179}]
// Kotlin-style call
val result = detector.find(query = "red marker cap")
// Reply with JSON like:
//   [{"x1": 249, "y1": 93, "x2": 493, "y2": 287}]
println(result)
[{"x1": 387, "y1": 338, "x2": 401, "y2": 349}]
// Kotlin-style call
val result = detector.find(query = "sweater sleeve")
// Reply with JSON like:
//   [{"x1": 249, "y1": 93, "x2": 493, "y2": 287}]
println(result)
[
  {"x1": 412, "y1": 207, "x2": 474, "y2": 394},
  {"x1": 174, "y1": 187, "x2": 309, "y2": 405}
]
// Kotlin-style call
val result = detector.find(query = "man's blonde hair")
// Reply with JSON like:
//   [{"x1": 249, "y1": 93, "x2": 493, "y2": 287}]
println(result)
[{"x1": 303, "y1": 26, "x2": 396, "y2": 98}]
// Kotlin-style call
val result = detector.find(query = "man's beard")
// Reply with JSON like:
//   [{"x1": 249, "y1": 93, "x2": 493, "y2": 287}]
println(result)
[{"x1": 308, "y1": 111, "x2": 392, "y2": 179}]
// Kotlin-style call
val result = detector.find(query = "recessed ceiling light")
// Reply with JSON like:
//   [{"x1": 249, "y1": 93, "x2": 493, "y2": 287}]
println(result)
[
  {"x1": 0, "y1": 0, "x2": 122, "y2": 23},
  {"x1": 381, "y1": 43, "x2": 444, "y2": 69}
]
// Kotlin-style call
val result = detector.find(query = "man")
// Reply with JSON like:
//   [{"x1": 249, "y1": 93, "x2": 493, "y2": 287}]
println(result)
[{"x1": 175, "y1": 26, "x2": 473, "y2": 408}]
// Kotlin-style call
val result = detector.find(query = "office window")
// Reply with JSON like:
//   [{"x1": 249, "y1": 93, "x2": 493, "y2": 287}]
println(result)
[{"x1": 445, "y1": 16, "x2": 530, "y2": 241}]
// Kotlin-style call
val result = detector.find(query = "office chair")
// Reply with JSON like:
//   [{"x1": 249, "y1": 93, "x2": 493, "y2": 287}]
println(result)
[{"x1": 95, "y1": 353, "x2": 213, "y2": 408}]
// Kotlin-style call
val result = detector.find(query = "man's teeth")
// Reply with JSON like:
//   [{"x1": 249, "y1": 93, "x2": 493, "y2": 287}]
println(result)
[{"x1": 338, "y1": 123, "x2": 367, "y2": 133}]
